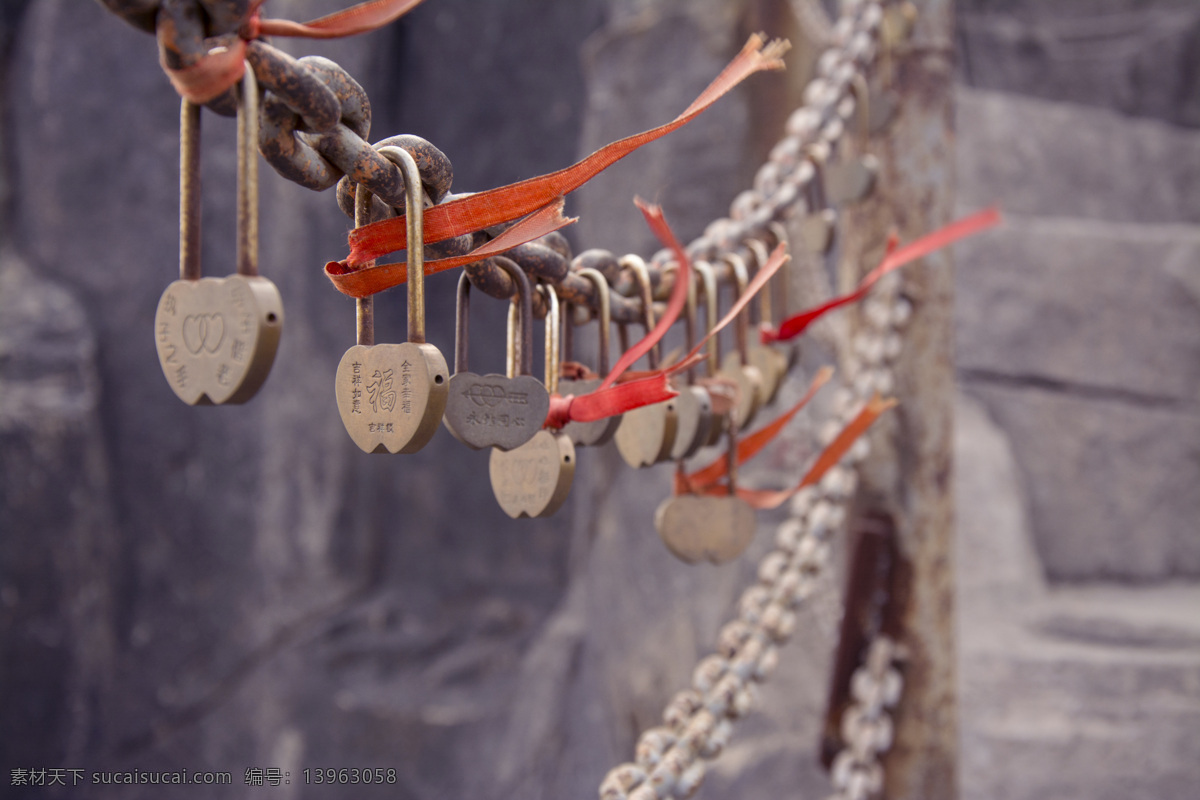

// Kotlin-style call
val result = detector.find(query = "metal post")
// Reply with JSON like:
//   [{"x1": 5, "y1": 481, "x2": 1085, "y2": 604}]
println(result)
[{"x1": 840, "y1": 1, "x2": 958, "y2": 798}]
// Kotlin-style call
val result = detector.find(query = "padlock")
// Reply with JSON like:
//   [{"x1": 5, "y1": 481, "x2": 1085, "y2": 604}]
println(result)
[
  {"x1": 560, "y1": 267, "x2": 622, "y2": 447},
  {"x1": 716, "y1": 253, "x2": 765, "y2": 431},
  {"x1": 743, "y1": 237, "x2": 790, "y2": 406},
  {"x1": 334, "y1": 146, "x2": 449, "y2": 454},
  {"x1": 614, "y1": 255, "x2": 678, "y2": 467},
  {"x1": 489, "y1": 283, "x2": 576, "y2": 518},
  {"x1": 655, "y1": 421, "x2": 757, "y2": 565},
  {"x1": 668, "y1": 261, "x2": 715, "y2": 461},
  {"x1": 154, "y1": 67, "x2": 284, "y2": 405},
  {"x1": 442, "y1": 260, "x2": 549, "y2": 451}
]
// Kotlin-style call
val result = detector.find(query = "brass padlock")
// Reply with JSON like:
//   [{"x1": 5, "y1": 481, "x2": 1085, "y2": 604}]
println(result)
[
  {"x1": 654, "y1": 422, "x2": 757, "y2": 565},
  {"x1": 716, "y1": 253, "x2": 765, "y2": 431},
  {"x1": 490, "y1": 283, "x2": 576, "y2": 518},
  {"x1": 743, "y1": 237, "x2": 790, "y2": 406},
  {"x1": 668, "y1": 261, "x2": 714, "y2": 461},
  {"x1": 442, "y1": 261, "x2": 549, "y2": 451},
  {"x1": 334, "y1": 146, "x2": 449, "y2": 454},
  {"x1": 614, "y1": 255, "x2": 678, "y2": 467},
  {"x1": 560, "y1": 267, "x2": 622, "y2": 447},
  {"x1": 154, "y1": 67, "x2": 283, "y2": 405}
]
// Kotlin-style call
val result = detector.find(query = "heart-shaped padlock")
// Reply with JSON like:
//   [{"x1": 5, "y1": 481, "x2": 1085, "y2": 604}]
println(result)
[
  {"x1": 560, "y1": 267, "x2": 623, "y2": 447},
  {"x1": 715, "y1": 253, "x2": 765, "y2": 432},
  {"x1": 615, "y1": 255, "x2": 678, "y2": 467},
  {"x1": 335, "y1": 147, "x2": 449, "y2": 454},
  {"x1": 155, "y1": 67, "x2": 284, "y2": 405},
  {"x1": 443, "y1": 260, "x2": 549, "y2": 451},
  {"x1": 655, "y1": 423, "x2": 757, "y2": 564},
  {"x1": 490, "y1": 284, "x2": 575, "y2": 518}
]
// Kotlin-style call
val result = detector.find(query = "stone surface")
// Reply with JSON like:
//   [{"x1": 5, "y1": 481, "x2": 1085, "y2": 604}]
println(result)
[
  {"x1": 956, "y1": 88, "x2": 1200, "y2": 224},
  {"x1": 955, "y1": 89, "x2": 1200, "y2": 580},
  {"x1": 955, "y1": 215, "x2": 1200, "y2": 402},
  {"x1": 957, "y1": 0, "x2": 1200, "y2": 129},
  {"x1": 962, "y1": 381, "x2": 1200, "y2": 581}
]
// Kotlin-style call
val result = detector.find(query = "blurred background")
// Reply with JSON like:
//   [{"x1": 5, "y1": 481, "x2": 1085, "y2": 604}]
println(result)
[{"x1": 1, "y1": 1, "x2": 1197, "y2": 798}]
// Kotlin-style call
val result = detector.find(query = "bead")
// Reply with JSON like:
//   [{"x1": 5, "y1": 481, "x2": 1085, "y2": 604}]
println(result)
[
  {"x1": 729, "y1": 189, "x2": 761, "y2": 221},
  {"x1": 600, "y1": 763, "x2": 647, "y2": 799},
  {"x1": 692, "y1": 655, "x2": 728, "y2": 694},
  {"x1": 716, "y1": 620, "x2": 753, "y2": 658},
  {"x1": 699, "y1": 717, "x2": 732, "y2": 760},
  {"x1": 770, "y1": 136, "x2": 802, "y2": 166},
  {"x1": 761, "y1": 604, "x2": 797, "y2": 642},
  {"x1": 786, "y1": 107, "x2": 822, "y2": 140},
  {"x1": 673, "y1": 760, "x2": 705, "y2": 799},
  {"x1": 891, "y1": 297, "x2": 913, "y2": 327},
  {"x1": 635, "y1": 727, "x2": 677, "y2": 769},
  {"x1": 754, "y1": 161, "x2": 783, "y2": 196},
  {"x1": 663, "y1": 690, "x2": 703, "y2": 732},
  {"x1": 757, "y1": 551, "x2": 790, "y2": 586},
  {"x1": 756, "y1": 645, "x2": 780, "y2": 681},
  {"x1": 775, "y1": 517, "x2": 806, "y2": 551},
  {"x1": 737, "y1": 586, "x2": 772, "y2": 626},
  {"x1": 803, "y1": 78, "x2": 832, "y2": 109},
  {"x1": 820, "y1": 116, "x2": 846, "y2": 145}
]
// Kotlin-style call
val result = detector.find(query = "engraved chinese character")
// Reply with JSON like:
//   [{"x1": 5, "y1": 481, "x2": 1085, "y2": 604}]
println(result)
[
  {"x1": 366, "y1": 369, "x2": 396, "y2": 413},
  {"x1": 230, "y1": 338, "x2": 247, "y2": 362},
  {"x1": 163, "y1": 293, "x2": 177, "y2": 316}
]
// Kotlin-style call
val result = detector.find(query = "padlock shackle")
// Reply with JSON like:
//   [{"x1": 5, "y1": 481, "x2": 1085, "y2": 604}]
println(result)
[
  {"x1": 618, "y1": 255, "x2": 658, "y2": 370},
  {"x1": 539, "y1": 284, "x2": 561, "y2": 396},
  {"x1": 236, "y1": 65, "x2": 259, "y2": 278},
  {"x1": 722, "y1": 253, "x2": 752, "y2": 367},
  {"x1": 488, "y1": 257, "x2": 533, "y2": 378},
  {"x1": 354, "y1": 183, "x2": 377, "y2": 346},
  {"x1": 179, "y1": 99, "x2": 202, "y2": 282},
  {"x1": 454, "y1": 271, "x2": 471, "y2": 373},
  {"x1": 768, "y1": 221, "x2": 792, "y2": 320},
  {"x1": 574, "y1": 268, "x2": 612, "y2": 377},
  {"x1": 744, "y1": 238, "x2": 774, "y2": 328},
  {"x1": 693, "y1": 261, "x2": 719, "y2": 378},
  {"x1": 377, "y1": 146, "x2": 427, "y2": 344},
  {"x1": 725, "y1": 417, "x2": 739, "y2": 495}
]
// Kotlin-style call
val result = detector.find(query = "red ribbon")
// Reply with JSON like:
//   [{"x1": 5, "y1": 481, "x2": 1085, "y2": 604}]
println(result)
[
  {"x1": 338, "y1": 35, "x2": 790, "y2": 271},
  {"x1": 761, "y1": 207, "x2": 1002, "y2": 344}
]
